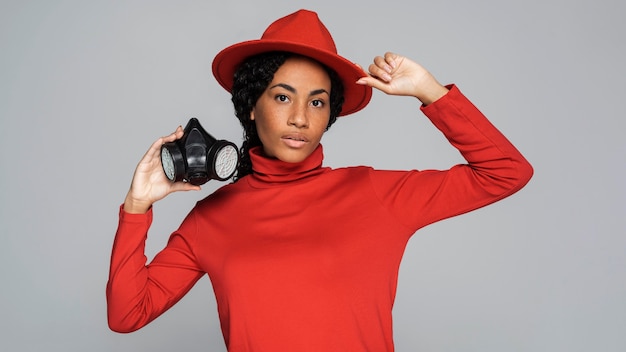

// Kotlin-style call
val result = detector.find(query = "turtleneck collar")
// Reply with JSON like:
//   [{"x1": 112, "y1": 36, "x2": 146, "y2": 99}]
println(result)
[{"x1": 246, "y1": 144, "x2": 328, "y2": 187}]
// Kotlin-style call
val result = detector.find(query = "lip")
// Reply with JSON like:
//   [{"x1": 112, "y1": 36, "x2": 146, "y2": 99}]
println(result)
[{"x1": 281, "y1": 133, "x2": 309, "y2": 148}]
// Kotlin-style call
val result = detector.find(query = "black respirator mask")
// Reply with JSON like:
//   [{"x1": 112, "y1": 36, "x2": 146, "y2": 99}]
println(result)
[{"x1": 160, "y1": 118, "x2": 239, "y2": 185}]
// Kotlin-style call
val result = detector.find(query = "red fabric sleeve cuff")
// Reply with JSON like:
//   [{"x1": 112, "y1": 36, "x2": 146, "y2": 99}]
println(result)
[
  {"x1": 419, "y1": 84, "x2": 459, "y2": 112},
  {"x1": 118, "y1": 204, "x2": 153, "y2": 224}
]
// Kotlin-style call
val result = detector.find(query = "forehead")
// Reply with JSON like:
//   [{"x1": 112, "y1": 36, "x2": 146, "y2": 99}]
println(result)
[{"x1": 272, "y1": 56, "x2": 330, "y2": 85}]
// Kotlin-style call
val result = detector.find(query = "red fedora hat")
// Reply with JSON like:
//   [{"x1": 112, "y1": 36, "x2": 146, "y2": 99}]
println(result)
[{"x1": 212, "y1": 9, "x2": 372, "y2": 116}]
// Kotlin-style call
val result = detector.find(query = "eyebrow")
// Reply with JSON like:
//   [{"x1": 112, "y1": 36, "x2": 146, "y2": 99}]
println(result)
[{"x1": 270, "y1": 83, "x2": 329, "y2": 97}]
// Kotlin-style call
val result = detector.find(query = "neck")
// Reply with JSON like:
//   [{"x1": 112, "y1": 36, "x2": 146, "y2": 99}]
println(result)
[{"x1": 246, "y1": 144, "x2": 328, "y2": 187}]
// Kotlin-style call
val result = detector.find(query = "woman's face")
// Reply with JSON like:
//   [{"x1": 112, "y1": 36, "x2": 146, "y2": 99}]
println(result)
[{"x1": 251, "y1": 56, "x2": 331, "y2": 163}]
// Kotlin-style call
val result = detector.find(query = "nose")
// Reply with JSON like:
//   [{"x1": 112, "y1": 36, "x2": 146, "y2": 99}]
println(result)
[{"x1": 287, "y1": 104, "x2": 309, "y2": 128}]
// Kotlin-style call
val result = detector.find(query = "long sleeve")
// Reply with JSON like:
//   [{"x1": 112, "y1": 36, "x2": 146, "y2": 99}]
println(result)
[
  {"x1": 371, "y1": 84, "x2": 533, "y2": 231},
  {"x1": 106, "y1": 206, "x2": 204, "y2": 333}
]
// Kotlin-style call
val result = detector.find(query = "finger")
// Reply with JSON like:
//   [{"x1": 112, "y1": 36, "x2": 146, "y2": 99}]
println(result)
[
  {"x1": 174, "y1": 125, "x2": 184, "y2": 137},
  {"x1": 368, "y1": 64, "x2": 392, "y2": 82},
  {"x1": 163, "y1": 126, "x2": 184, "y2": 143},
  {"x1": 140, "y1": 126, "x2": 184, "y2": 162},
  {"x1": 373, "y1": 55, "x2": 394, "y2": 74},
  {"x1": 384, "y1": 52, "x2": 399, "y2": 70}
]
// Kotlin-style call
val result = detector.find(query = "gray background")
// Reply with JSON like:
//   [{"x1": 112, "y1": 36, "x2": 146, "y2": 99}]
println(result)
[{"x1": 1, "y1": 0, "x2": 624, "y2": 351}]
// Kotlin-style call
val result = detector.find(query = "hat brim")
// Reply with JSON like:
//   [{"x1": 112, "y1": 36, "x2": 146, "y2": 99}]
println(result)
[{"x1": 212, "y1": 40, "x2": 372, "y2": 116}]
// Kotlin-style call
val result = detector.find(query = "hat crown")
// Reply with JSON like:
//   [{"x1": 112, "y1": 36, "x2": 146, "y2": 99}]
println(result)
[{"x1": 261, "y1": 10, "x2": 337, "y2": 54}]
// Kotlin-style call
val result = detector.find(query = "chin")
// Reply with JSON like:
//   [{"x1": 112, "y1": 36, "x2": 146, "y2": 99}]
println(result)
[{"x1": 278, "y1": 153, "x2": 309, "y2": 163}]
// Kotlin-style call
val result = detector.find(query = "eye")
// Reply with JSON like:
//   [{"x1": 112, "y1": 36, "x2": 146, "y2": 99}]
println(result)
[
  {"x1": 275, "y1": 94, "x2": 290, "y2": 103},
  {"x1": 311, "y1": 99, "x2": 325, "y2": 108}
]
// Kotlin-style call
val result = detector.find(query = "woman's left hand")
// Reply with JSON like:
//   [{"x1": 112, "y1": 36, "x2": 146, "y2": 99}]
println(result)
[{"x1": 356, "y1": 52, "x2": 449, "y2": 105}]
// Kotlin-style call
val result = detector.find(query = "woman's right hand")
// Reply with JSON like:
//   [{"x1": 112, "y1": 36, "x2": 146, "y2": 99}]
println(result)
[{"x1": 123, "y1": 126, "x2": 201, "y2": 214}]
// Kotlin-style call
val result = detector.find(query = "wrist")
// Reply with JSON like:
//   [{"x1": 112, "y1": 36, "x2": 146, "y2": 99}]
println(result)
[
  {"x1": 416, "y1": 83, "x2": 449, "y2": 106},
  {"x1": 123, "y1": 195, "x2": 152, "y2": 214}
]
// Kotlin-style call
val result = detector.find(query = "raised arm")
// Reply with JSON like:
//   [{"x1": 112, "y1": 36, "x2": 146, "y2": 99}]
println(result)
[{"x1": 357, "y1": 52, "x2": 533, "y2": 230}]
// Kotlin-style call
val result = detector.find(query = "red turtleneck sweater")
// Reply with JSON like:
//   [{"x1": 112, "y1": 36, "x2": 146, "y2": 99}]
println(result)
[{"x1": 107, "y1": 85, "x2": 533, "y2": 351}]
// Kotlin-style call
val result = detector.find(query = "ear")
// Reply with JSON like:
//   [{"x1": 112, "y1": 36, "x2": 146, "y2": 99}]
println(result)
[{"x1": 250, "y1": 109, "x2": 255, "y2": 121}]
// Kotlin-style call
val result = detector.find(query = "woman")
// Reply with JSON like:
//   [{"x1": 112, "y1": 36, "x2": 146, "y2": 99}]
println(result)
[{"x1": 107, "y1": 9, "x2": 533, "y2": 351}]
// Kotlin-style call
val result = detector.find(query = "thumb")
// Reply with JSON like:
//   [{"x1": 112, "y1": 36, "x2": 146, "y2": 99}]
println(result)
[
  {"x1": 170, "y1": 181, "x2": 202, "y2": 193},
  {"x1": 356, "y1": 76, "x2": 392, "y2": 94}
]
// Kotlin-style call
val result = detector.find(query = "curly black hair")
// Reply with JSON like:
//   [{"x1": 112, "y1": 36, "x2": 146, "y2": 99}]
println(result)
[{"x1": 230, "y1": 51, "x2": 345, "y2": 182}]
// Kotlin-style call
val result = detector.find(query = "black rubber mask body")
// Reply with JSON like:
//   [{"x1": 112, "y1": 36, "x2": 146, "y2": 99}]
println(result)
[{"x1": 160, "y1": 118, "x2": 239, "y2": 185}]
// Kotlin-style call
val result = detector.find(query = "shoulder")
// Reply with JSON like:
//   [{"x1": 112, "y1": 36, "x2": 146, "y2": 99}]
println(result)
[{"x1": 192, "y1": 181, "x2": 246, "y2": 211}]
